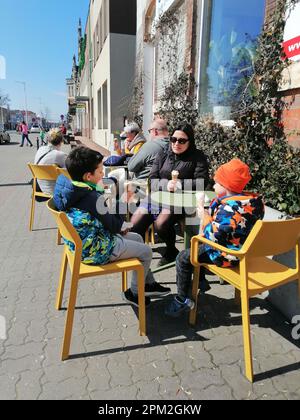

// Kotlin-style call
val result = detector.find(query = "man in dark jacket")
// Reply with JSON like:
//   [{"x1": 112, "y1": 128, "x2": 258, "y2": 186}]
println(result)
[
  {"x1": 53, "y1": 147, "x2": 170, "y2": 307},
  {"x1": 127, "y1": 119, "x2": 170, "y2": 179}
]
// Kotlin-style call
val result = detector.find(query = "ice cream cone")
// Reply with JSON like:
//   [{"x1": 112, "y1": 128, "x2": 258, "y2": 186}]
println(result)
[{"x1": 171, "y1": 170, "x2": 179, "y2": 182}]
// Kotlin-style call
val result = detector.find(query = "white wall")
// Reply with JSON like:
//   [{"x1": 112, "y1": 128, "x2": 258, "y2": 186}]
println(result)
[
  {"x1": 92, "y1": 38, "x2": 110, "y2": 147},
  {"x1": 143, "y1": 43, "x2": 155, "y2": 137},
  {"x1": 110, "y1": 33, "x2": 136, "y2": 134}
]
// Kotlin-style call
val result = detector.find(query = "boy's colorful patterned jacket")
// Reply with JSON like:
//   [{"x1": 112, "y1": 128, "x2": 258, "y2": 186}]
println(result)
[
  {"x1": 53, "y1": 175, "x2": 125, "y2": 265},
  {"x1": 202, "y1": 192, "x2": 264, "y2": 267}
]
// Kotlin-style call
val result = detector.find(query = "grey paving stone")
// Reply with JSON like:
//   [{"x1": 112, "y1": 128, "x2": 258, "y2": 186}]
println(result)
[
  {"x1": 194, "y1": 384, "x2": 234, "y2": 400},
  {"x1": 90, "y1": 384, "x2": 138, "y2": 400},
  {"x1": 180, "y1": 367, "x2": 225, "y2": 392},
  {"x1": 16, "y1": 369, "x2": 43, "y2": 400},
  {"x1": 136, "y1": 380, "x2": 160, "y2": 400},
  {"x1": 1, "y1": 137, "x2": 299, "y2": 400}
]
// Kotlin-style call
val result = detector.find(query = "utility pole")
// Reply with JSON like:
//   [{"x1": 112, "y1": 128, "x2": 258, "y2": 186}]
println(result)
[{"x1": 16, "y1": 81, "x2": 28, "y2": 125}]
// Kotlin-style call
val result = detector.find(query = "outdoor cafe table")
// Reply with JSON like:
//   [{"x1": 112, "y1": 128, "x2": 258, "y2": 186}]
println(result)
[{"x1": 150, "y1": 190, "x2": 216, "y2": 273}]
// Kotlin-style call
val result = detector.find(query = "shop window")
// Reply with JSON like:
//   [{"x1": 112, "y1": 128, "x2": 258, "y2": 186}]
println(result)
[{"x1": 199, "y1": 0, "x2": 265, "y2": 120}]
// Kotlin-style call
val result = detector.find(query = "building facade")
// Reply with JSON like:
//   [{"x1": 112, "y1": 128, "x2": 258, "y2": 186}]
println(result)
[
  {"x1": 135, "y1": 0, "x2": 300, "y2": 146},
  {"x1": 67, "y1": 0, "x2": 137, "y2": 149}
]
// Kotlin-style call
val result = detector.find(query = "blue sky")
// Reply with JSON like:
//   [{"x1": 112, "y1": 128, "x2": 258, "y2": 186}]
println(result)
[{"x1": 0, "y1": 0, "x2": 90, "y2": 121}]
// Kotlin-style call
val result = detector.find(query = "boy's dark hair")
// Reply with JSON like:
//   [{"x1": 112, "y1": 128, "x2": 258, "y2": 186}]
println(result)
[{"x1": 66, "y1": 146, "x2": 104, "y2": 181}]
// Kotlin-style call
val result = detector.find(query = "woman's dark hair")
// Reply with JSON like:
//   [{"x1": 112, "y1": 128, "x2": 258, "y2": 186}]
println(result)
[
  {"x1": 173, "y1": 122, "x2": 195, "y2": 145},
  {"x1": 66, "y1": 146, "x2": 103, "y2": 181}
]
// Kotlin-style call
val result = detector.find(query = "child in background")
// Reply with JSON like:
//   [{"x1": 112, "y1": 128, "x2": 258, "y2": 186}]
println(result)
[{"x1": 40, "y1": 128, "x2": 47, "y2": 145}]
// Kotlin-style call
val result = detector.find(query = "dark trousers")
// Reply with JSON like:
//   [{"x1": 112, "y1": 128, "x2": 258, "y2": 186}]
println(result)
[
  {"x1": 176, "y1": 247, "x2": 211, "y2": 299},
  {"x1": 21, "y1": 134, "x2": 33, "y2": 146},
  {"x1": 131, "y1": 210, "x2": 184, "y2": 255}
]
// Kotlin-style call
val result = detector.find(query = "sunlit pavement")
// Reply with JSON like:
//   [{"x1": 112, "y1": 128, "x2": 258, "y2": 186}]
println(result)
[{"x1": 0, "y1": 133, "x2": 299, "y2": 400}]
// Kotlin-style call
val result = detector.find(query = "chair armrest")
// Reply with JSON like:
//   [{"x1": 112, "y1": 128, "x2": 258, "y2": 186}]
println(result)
[{"x1": 190, "y1": 235, "x2": 245, "y2": 267}]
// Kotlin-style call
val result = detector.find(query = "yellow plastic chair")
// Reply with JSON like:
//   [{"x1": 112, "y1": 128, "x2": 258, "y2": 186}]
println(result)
[
  {"x1": 145, "y1": 224, "x2": 155, "y2": 245},
  {"x1": 190, "y1": 218, "x2": 300, "y2": 382},
  {"x1": 27, "y1": 163, "x2": 58, "y2": 232},
  {"x1": 46, "y1": 199, "x2": 146, "y2": 360},
  {"x1": 56, "y1": 167, "x2": 72, "y2": 179}
]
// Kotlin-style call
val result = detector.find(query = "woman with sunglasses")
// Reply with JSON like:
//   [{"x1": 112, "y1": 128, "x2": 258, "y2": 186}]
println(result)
[{"x1": 131, "y1": 122, "x2": 209, "y2": 266}]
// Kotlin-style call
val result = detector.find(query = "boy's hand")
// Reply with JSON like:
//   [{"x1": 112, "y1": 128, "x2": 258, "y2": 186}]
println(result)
[{"x1": 120, "y1": 228, "x2": 131, "y2": 236}]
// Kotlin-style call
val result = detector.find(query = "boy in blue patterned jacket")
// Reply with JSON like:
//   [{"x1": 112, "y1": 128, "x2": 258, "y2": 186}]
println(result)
[
  {"x1": 54, "y1": 147, "x2": 170, "y2": 308},
  {"x1": 165, "y1": 159, "x2": 264, "y2": 317}
]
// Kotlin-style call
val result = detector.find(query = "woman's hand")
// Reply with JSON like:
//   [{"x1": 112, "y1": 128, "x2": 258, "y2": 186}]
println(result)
[{"x1": 167, "y1": 180, "x2": 182, "y2": 192}]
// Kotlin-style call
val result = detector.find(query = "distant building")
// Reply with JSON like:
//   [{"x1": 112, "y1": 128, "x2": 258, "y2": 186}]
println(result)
[{"x1": 9, "y1": 110, "x2": 37, "y2": 129}]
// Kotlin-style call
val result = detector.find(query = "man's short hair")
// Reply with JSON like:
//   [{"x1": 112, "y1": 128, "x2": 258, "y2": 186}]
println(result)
[
  {"x1": 150, "y1": 119, "x2": 168, "y2": 132},
  {"x1": 66, "y1": 146, "x2": 103, "y2": 181}
]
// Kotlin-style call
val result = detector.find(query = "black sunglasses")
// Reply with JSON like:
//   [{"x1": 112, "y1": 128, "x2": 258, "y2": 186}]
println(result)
[{"x1": 170, "y1": 136, "x2": 189, "y2": 145}]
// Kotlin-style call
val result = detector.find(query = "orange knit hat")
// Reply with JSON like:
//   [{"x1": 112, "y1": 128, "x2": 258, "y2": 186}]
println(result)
[{"x1": 214, "y1": 159, "x2": 252, "y2": 193}]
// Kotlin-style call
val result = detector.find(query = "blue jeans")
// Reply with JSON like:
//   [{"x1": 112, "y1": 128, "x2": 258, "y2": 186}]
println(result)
[{"x1": 21, "y1": 133, "x2": 33, "y2": 146}]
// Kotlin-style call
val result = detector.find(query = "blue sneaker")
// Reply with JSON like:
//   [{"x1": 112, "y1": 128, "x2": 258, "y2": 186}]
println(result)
[{"x1": 164, "y1": 296, "x2": 195, "y2": 318}]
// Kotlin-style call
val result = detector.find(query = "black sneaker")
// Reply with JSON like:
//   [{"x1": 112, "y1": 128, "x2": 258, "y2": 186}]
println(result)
[
  {"x1": 122, "y1": 289, "x2": 151, "y2": 308},
  {"x1": 199, "y1": 279, "x2": 211, "y2": 294},
  {"x1": 145, "y1": 282, "x2": 171, "y2": 297}
]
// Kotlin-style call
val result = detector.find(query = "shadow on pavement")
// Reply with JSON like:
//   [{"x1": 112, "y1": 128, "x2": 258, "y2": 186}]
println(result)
[
  {"x1": 0, "y1": 182, "x2": 31, "y2": 187},
  {"x1": 66, "y1": 292, "x2": 300, "y2": 382}
]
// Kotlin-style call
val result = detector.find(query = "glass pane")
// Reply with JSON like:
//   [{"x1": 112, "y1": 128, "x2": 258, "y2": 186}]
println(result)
[{"x1": 200, "y1": 0, "x2": 265, "y2": 120}]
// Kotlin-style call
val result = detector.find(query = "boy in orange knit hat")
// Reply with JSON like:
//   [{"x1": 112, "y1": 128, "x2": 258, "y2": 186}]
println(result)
[{"x1": 165, "y1": 159, "x2": 264, "y2": 317}]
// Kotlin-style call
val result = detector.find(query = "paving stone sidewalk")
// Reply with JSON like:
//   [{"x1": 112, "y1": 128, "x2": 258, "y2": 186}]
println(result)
[{"x1": 0, "y1": 134, "x2": 299, "y2": 400}]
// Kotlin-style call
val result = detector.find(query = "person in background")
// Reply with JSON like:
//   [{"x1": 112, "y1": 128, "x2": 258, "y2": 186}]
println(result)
[
  {"x1": 19, "y1": 121, "x2": 33, "y2": 147},
  {"x1": 60, "y1": 123, "x2": 67, "y2": 136},
  {"x1": 34, "y1": 128, "x2": 67, "y2": 195},
  {"x1": 121, "y1": 122, "x2": 147, "y2": 155},
  {"x1": 40, "y1": 127, "x2": 47, "y2": 146},
  {"x1": 165, "y1": 159, "x2": 265, "y2": 317},
  {"x1": 127, "y1": 119, "x2": 170, "y2": 179}
]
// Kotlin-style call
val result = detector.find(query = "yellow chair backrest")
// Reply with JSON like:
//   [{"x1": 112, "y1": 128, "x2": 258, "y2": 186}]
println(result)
[
  {"x1": 56, "y1": 167, "x2": 72, "y2": 179},
  {"x1": 241, "y1": 218, "x2": 300, "y2": 258},
  {"x1": 47, "y1": 199, "x2": 82, "y2": 253},
  {"x1": 28, "y1": 163, "x2": 58, "y2": 181}
]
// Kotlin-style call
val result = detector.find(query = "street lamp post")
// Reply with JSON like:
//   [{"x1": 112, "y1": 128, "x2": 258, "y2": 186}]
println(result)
[{"x1": 16, "y1": 81, "x2": 28, "y2": 125}]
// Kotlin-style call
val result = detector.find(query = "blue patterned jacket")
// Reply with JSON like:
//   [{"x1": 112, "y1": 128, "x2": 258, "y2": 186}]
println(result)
[
  {"x1": 202, "y1": 193, "x2": 265, "y2": 267},
  {"x1": 53, "y1": 175, "x2": 125, "y2": 265}
]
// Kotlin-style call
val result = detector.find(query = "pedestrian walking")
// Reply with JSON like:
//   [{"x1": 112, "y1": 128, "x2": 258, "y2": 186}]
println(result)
[
  {"x1": 40, "y1": 128, "x2": 47, "y2": 145},
  {"x1": 19, "y1": 121, "x2": 33, "y2": 147}
]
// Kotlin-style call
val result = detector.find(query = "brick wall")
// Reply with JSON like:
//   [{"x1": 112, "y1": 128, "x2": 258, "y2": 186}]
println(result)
[
  {"x1": 265, "y1": 0, "x2": 300, "y2": 147},
  {"x1": 265, "y1": 0, "x2": 278, "y2": 20},
  {"x1": 282, "y1": 89, "x2": 300, "y2": 147}
]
